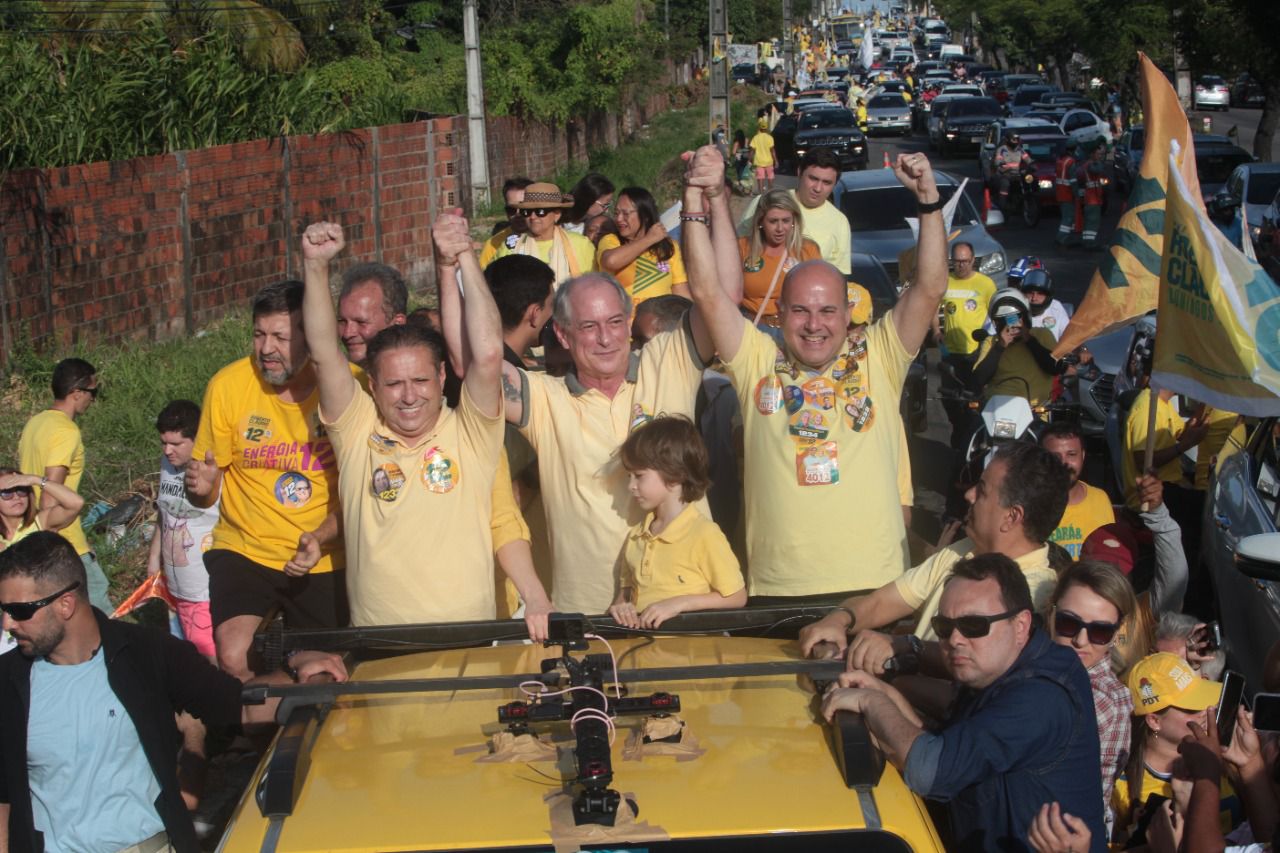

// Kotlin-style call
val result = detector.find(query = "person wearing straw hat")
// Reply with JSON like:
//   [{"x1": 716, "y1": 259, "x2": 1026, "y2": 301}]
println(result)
[{"x1": 490, "y1": 181, "x2": 596, "y2": 286}]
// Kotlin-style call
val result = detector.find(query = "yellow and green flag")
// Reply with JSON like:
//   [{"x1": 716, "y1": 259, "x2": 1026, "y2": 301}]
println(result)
[
  {"x1": 1052, "y1": 52, "x2": 1201, "y2": 359},
  {"x1": 1153, "y1": 144, "x2": 1280, "y2": 415}
]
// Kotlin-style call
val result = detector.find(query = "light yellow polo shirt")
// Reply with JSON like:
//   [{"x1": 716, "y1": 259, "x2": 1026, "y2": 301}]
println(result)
[
  {"x1": 517, "y1": 325, "x2": 706, "y2": 615},
  {"x1": 1123, "y1": 391, "x2": 1184, "y2": 508},
  {"x1": 895, "y1": 539, "x2": 1056, "y2": 641},
  {"x1": 19, "y1": 409, "x2": 89, "y2": 555},
  {"x1": 491, "y1": 230, "x2": 597, "y2": 281},
  {"x1": 325, "y1": 384, "x2": 505, "y2": 626},
  {"x1": 621, "y1": 504, "x2": 744, "y2": 611},
  {"x1": 723, "y1": 317, "x2": 913, "y2": 597}
]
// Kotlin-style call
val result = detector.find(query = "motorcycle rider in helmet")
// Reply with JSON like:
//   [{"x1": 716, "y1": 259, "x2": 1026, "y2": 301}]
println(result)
[
  {"x1": 1208, "y1": 191, "x2": 1244, "y2": 251},
  {"x1": 968, "y1": 288, "x2": 1068, "y2": 406},
  {"x1": 1016, "y1": 267, "x2": 1072, "y2": 341},
  {"x1": 993, "y1": 130, "x2": 1031, "y2": 209}
]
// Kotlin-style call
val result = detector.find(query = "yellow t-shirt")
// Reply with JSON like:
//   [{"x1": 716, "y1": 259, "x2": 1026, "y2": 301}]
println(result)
[
  {"x1": 193, "y1": 358, "x2": 345, "y2": 574},
  {"x1": 1123, "y1": 391, "x2": 1184, "y2": 508},
  {"x1": 897, "y1": 423, "x2": 913, "y2": 507},
  {"x1": 1050, "y1": 482, "x2": 1116, "y2": 559},
  {"x1": 491, "y1": 230, "x2": 597, "y2": 282},
  {"x1": 325, "y1": 384, "x2": 505, "y2": 626},
  {"x1": 1194, "y1": 407, "x2": 1243, "y2": 490},
  {"x1": 973, "y1": 327, "x2": 1058, "y2": 405},
  {"x1": 1112, "y1": 766, "x2": 1241, "y2": 838},
  {"x1": 595, "y1": 234, "x2": 688, "y2": 307},
  {"x1": 621, "y1": 504, "x2": 744, "y2": 611},
  {"x1": 0, "y1": 520, "x2": 42, "y2": 551},
  {"x1": 895, "y1": 539, "x2": 1057, "y2": 640},
  {"x1": 517, "y1": 326, "x2": 707, "y2": 615},
  {"x1": 749, "y1": 131, "x2": 776, "y2": 167},
  {"x1": 724, "y1": 317, "x2": 913, "y2": 596},
  {"x1": 739, "y1": 192, "x2": 853, "y2": 274},
  {"x1": 939, "y1": 272, "x2": 997, "y2": 356},
  {"x1": 18, "y1": 409, "x2": 89, "y2": 555},
  {"x1": 479, "y1": 227, "x2": 516, "y2": 269}
]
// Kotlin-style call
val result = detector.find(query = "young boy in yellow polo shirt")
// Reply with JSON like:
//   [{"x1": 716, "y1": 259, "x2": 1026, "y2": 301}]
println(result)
[{"x1": 608, "y1": 416, "x2": 745, "y2": 628}]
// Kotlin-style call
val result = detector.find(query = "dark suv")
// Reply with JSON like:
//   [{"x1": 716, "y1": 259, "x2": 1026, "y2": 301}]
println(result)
[
  {"x1": 771, "y1": 108, "x2": 868, "y2": 173},
  {"x1": 937, "y1": 96, "x2": 1002, "y2": 156}
]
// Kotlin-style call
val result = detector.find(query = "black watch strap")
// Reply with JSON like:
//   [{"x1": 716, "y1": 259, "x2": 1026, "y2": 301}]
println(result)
[{"x1": 917, "y1": 197, "x2": 945, "y2": 214}]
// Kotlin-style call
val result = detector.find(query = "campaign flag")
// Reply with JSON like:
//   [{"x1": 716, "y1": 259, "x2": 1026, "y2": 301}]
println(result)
[
  {"x1": 1052, "y1": 52, "x2": 1201, "y2": 358},
  {"x1": 1153, "y1": 144, "x2": 1280, "y2": 416}
]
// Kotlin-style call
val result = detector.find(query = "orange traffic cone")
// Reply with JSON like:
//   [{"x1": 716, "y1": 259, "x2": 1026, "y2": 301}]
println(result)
[
  {"x1": 883, "y1": 151, "x2": 892, "y2": 169},
  {"x1": 981, "y1": 188, "x2": 991, "y2": 221}
]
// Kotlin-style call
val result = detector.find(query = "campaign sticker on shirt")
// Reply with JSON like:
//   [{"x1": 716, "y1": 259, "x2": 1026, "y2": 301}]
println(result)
[
  {"x1": 657, "y1": 260, "x2": 671, "y2": 274},
  {"x1": 789, "y1": 409, "x2": 830, "y2": 441},
  {"x1": 782, "y1": 255, "x2": 799, "y2": 272},
  {"x1": 1044, "y1": 316, "x2": 1057, "y2": 328},
  {"x1": 371, "y1": 463, "x2": 406, "y2": 502},
  {"x1": 630, "y1": 404, "x2": 653, "y2": 432},
  {"x1": 965, "y1": 299, "x2": 978, "y2": 312},
  {"x1": 421, "y1": 447, "x2": 458, "y2": 494},
  {"x1": 744, "y1": 257, "x2": 765, "y2": 273},
  {"x1": 802, "y1": 377, "x2": 836, "y2": 410},
  {"x1": 273, "y1": 472, "x2": 314, "y2": 508},
  {"x1": 754, "y1": 376, "x2": 783, "y2": 415},
  {"x1": 844, "y1": 396, "x2": 875, "y2": 432},
  {"x1": 368, "y1": 432, "x2": 398, "y2": 455},
  {"x1": 783, "y1": 385, "x2": 805, "y2": 415},
  {"x1": 504, "y1": 233, "x2": 519, "y2": 249},
  {"x1": 796, "y1": 440, "x2": 839, "y2": 486}
]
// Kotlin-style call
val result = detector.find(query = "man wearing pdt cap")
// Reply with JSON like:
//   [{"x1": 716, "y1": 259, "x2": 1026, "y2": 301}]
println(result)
[
  {"x1": 488, "y1": 181, "x2": 596, "y2": 285},
  {"x1": 1112, "y1": 653, "x2": 1242, "y2": 837}
]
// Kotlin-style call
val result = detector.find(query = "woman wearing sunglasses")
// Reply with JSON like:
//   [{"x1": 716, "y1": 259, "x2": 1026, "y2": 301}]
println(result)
[
  {"x1": 486, "y1": 181, "x2": 596, "y2": 286},
  {"x1": 597, "y1": 186, "x2": 688, "y2": 309},
  {"x1": 1046, "y1": 561, "x2": 1137, "y2": 819},
  {"x1": 0, "y1": 467, "x2": 85, "y2": 550}
]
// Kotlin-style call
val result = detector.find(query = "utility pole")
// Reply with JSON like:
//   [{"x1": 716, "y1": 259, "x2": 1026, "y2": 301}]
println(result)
[
  {"x1": 709, "y1": 0, "x2": 729, "y2": 136},
  {"x1": 463, "y1": 0, "x2": 490, "y2": 210},
  {"x1": 782, "y1": 0, "x2": 794, "y2": 84}
]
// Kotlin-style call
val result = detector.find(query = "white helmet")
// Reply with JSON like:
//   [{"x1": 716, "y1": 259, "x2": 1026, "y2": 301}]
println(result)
[{"x1": 989, "y1": 287, "x2": 1030, "y2": 324}]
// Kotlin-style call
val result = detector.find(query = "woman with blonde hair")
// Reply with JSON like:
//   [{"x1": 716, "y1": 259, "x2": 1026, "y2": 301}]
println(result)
[
  {"x1": 739, "y1": 189, "x2": 822, "y2": 327},
  {"x1": 1046, "y1": 560, "x2": 1138, "y2": 821},
  {"x1": 0, "y1": 466, "x2": 85, "y2": 549}
]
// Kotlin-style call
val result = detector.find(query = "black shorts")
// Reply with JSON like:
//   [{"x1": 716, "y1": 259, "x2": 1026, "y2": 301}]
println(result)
[{"x1": 206, "y1": 549, "x2": 349, "y2": 630}]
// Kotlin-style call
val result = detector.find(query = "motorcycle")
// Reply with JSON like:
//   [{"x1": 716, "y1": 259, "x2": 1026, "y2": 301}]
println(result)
[{"x1": 998, "y1": 161, "x2": 1041, "y2": 228}]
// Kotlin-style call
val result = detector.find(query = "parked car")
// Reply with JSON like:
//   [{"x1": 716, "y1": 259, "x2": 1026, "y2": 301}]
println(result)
[
  {"x1": 864, "y1": 92, "x2": 914, "y2": 136},
  {"x1": 1223, "y1": 163, "x2": 1280, "y2": 247},
  {"x1": 1231, "y1": 73, "x2": 1265, "y2": 108},
  {"x1": 773, "y1": 107, "x2": 868, "y2": 173},
  {"x1": 1202, "y1": 421, "x2": 1280, "y2": 694},
  {"x1": 936, "y1": 96, "x2": 1003, "y2": 157},
  {"x1": 1195, "y1": 137, "x2": 1256, "y2": 198},
  {"x1": 1057, "y1": 108, "x2": 1113, "y2": 147},
  {"x1": 833, "y1": 168, "x2": 1009, "y2": 288},
  {"x1": 731, "y1": 63, "x2": 760, "y2": 85},
  {"x1": 1194, "y1": 74, "x2": 1231, "y2": 110},
  {"x1": 1008, "y1": 85, "x2": 1060, "y2": 117}
]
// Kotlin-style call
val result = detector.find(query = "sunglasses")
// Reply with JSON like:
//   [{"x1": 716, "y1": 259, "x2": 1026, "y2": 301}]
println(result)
[
  {"x1": 1053, "y1": 610, "x2": 1121, "y2": 645},
  {"x1": 77, "y1": 384, "x2": 100, "y2": 399},
  {"x1": 504, "y1": 206, "x2": 522, "y2": 217},
  {"x1": 0, "y1": 581, "x2": 80, "y2": 621},
  {"x1": 516, "y1": 208, "x2": 555, "y2": 218},
  {"x1": 0, "y1": 487, "x2": 32, "y2": 499},
  {"x1": 931, "y1": 608, "x2": 1021, "y2": 640}
]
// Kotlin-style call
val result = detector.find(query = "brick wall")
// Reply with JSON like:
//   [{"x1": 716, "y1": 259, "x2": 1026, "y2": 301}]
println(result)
[
  {"x1": 0, "y1": 62, "x2": 688, "y2": 362},
  {"x1": 0, "y1": 117, "x2": 466, "y2": 361}
]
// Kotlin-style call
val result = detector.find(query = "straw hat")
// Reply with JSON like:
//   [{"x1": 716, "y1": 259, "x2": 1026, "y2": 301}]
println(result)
[{"x1": 520, "y1": 182, "x2": 573, "y2": 208}]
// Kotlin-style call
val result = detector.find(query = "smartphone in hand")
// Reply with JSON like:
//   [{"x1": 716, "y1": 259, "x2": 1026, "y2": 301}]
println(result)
[{"x1": 1216, "y1": 670, "x2": 1245, "y2": 747}]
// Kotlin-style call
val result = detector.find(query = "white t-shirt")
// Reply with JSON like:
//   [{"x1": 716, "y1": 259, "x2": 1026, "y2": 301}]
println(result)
[
  {"x1": 157, "y1": 457, "x2": 220, "y2": 602},
  {"x1": 1032, "y1": 300, "x2": 1072, "y2": 340}
]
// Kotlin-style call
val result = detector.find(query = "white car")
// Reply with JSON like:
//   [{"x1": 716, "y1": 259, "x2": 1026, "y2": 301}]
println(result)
[
  {"x1": 940, "y1": 83, "x2": 984, "y2": 98},
  {"x1": 1058, "y1": 108, "x2": 1113, "y2": 146},
  {"x1": 1195, "y1": 75, "x2": 1231, "y2": 111}
]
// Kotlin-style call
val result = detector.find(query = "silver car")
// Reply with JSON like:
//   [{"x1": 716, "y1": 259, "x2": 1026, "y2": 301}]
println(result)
[
  {"x1": 1203, "y1": 420, "x2": 1280, "y2": 693},
  {"x1": 833, "y1": 168, "x2": 1008, "y2": 287},
  {"x1": 1194, "y1": 75, "x2": 1231, "y2": 111},
  {"x1": 865, "y1": 92, "x2": 913, "y2": 136}
]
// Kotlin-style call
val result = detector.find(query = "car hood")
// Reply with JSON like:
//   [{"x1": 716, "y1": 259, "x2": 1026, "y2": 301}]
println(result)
[
  {"x1": 1083, "y1": 325, "x2": 1133, "y2": 375},
  {"x1": 796, "y1": 127, "x2": 864, "y2": 142},
  {"x1": 215, "y1": 635, "x2": 943, "y2": 852},
  {"x1": 945, "y1": 115, "x2": 999, "y2": 128}
]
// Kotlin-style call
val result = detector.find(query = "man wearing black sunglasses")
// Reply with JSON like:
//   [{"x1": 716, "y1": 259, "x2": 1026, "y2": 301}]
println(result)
[
  {"x1": 0, "y1": 532, "x2": 347, "y2": 853},
  {"x1": 823, "y1": 554, "x2": 1105, "y2": 853},
  {"x1": 17, "y1": 357, "x2": 112, "y2": 614}
]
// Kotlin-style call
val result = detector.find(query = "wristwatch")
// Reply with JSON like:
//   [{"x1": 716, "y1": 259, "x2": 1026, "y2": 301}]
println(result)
[
  {"x1": 831, "y1": 605, "x2": 857, "y2": 633},
  {"x1": 917, "y1": 197, "x2": 945, "y2": 214}
]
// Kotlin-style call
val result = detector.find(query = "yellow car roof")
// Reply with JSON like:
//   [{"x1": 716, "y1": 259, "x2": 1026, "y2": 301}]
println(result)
[{"x1": 219, "y1": 636, "x2": 942, "y2": 852}]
